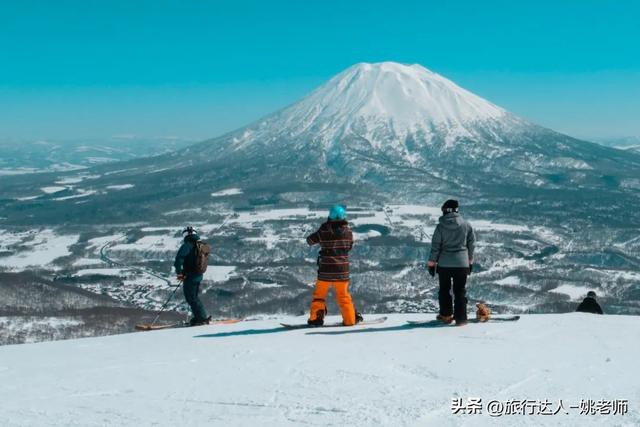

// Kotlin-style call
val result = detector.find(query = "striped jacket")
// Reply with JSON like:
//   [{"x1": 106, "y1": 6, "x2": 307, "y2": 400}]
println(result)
[{"x1": 306, "y1": 220, "x2": 353, "y2": 282}]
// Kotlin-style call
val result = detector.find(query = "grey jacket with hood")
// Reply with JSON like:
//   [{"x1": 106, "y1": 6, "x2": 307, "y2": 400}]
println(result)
[{"x1": 428, "y1": 213, "x2": 475, "y2": 268}]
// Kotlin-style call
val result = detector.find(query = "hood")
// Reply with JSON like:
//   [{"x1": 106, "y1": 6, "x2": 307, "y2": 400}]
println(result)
[
  {"x1": 439, "y1": 213, "x2": 464, "y2": 229},
  {"x1": 324, "y1": 219, "x2": 349, "y2": 227},
  {"x1": 322, "y1": 219, "x2": 350, "y2": 233}
]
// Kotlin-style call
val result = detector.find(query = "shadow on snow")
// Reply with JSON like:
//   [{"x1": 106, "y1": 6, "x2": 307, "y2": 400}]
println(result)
[
  {"x1": 193, "y1": 327, "x2": 293, "y2": 339},
  {"x1": 193, "y1": 320, "x2": 450, "y2": 339},
  {"x1": 305, "y1": 320, "x2": 450, "y2": 336}
]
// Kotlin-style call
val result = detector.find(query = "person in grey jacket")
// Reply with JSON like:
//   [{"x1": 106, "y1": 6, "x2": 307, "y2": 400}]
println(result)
[{"x1": 427, "y1": 199, "x2": 475, "y2": 326}]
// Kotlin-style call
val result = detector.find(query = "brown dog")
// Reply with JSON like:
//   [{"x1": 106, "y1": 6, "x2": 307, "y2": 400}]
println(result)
[{"x1": 476, "y1": 303, "x2": 492, "y2": 322}]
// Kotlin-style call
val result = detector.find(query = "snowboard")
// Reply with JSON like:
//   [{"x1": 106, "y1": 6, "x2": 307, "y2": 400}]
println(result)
[
  {"x1": 135, "y1": 318, "x2": 243, "y2": 331},
  {"x1": 280, "y1": 316, "x2": 387, "y2": 330},
  {"x1": 407, "y1": 315, "x2": 520, "y2": 326}
]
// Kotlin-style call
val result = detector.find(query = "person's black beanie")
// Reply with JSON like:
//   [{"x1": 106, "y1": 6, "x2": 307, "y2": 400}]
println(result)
[{"x1": 442, "y1": 199, "x2": 459, "y2": 214}]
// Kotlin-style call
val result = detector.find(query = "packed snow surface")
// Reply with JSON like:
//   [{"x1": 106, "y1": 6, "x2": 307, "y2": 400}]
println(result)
[
  {"x1": 55, "y1": 177, "x2": 85, "y2": 185},
  {"x1": 105, "y1": 184, "x2": 135, "y2": 190},
  {"x1": 53, "y1": 189, "x2": 98, "y2": 201},
  {"x1": 72, "y1": 258, "x2": 103, "y2": 267},
  {"x1": 495, "y1": 276, "x2": 521, "y2": 286},
  {"x1": 211, "y1": 188, "x2": 243, "y2": 197},
  {"x1": 74, "y1": 268, "x2": 128, "y2": 277},
  {"x1": 0, "y1": 314, "x2": 637, "y2": 426},
  {"x1": 40, "y1": 186, "x2": 67, "y2": 194}
]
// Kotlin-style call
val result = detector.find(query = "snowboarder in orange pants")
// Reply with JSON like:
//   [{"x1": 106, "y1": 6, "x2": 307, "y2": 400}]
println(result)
[
  {"x1": 306, "y1": 205, "x2": 362, "y2": 326},
  {"x1": 309, "y1": 280, "x2": 356, "y2": 326}
]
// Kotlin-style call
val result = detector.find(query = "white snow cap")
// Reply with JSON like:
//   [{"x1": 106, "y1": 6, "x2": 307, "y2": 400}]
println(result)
[
  {"x1": 274, "y1": 61, "x2": 507, "y2": 138},
  {"x1": 230, "y1": 61, "x2": 520, "y2": 152}
]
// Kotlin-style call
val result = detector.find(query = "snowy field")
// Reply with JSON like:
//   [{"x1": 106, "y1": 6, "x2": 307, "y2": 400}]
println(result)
[
  {"x1": 0, "y1": 229, "x2": 78, "y2": 270},
  {"x1": 0, "y1": 313, "x2": 638, "y2": 426},
  {"x1": 1, "y1": 204, "x2": 639, "y2": 341}
]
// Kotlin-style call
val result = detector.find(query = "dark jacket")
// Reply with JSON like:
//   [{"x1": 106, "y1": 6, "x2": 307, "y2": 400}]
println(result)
[
  {"x1": 174, "y1": 234, "x2": 203, "y2": 280},
  {"x1": 306, "y1": 220, "x2": 353, "y2": 282},
  {"x1": 429, "y1": 213, "x2": 475, "y2": 268},
  {"x1": 576, "y1": 297, "x2": 603, "y2": 314}
]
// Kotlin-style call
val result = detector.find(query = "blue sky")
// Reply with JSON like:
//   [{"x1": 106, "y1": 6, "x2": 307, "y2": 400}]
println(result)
[{"x1": 0, "y1": 0, "x2": 638, "y2": 141}]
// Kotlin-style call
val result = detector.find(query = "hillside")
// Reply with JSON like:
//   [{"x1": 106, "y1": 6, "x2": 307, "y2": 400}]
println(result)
[
  {"x1": 0, "y1": 271, "x2": 184, "y2": 345},
  {"x1": 0, "y1": 313, "x2": 638, "y2": 426}
]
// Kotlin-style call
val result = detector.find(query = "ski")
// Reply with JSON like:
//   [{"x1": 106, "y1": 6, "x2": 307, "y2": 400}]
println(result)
[
  {"x1": 135, "y1": 318, "x2": 243, "y2": 331},
  {"x1": 280, "y1": 316, "x2": 387, "y2": 330},
  {"x1": 407, "y1": 315, "x2": 520, "y2": 326}
]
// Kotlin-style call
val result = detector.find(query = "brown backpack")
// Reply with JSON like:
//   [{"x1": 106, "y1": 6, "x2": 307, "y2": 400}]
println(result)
[{"x1": 193, "y1": 240, "x2": 211, "y2": 274}]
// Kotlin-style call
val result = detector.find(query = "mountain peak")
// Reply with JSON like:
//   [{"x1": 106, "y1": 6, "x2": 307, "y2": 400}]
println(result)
[
  {"x1": 347, "y1": 61, "x2": 437, "y2": 77},
  {"x1": 331, "y1": 61, "x2": 506, "y2": 123},
  {"x1": 247, "y1": 61, "x2": 511, "y2": 147}
]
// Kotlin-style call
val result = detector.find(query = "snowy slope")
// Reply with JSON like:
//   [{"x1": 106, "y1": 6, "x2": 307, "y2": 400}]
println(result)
[{"x1": 0, "y1": 313, "x2": 638, "y2": 426}]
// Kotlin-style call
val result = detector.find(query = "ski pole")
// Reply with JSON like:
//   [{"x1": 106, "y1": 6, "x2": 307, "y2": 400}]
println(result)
[{"x1": 149, "y1": 283, "x2": 182, "y2": 326}]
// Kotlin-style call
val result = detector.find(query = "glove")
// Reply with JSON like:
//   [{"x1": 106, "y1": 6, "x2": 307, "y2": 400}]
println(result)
[
  {"x1": 177, "y1": 273, "x2": 186, "y2": 282},
  {"x1": 427, "y1": 260, "x2": 436, "y2": 277}
]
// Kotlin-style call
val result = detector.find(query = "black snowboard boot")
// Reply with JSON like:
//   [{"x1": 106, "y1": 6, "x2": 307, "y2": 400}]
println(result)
[
  {"x1": 307, "y1": 308, "x2": 326, "y2": 326},
  {"x1": 190, "y1": 315, "x2": 212, "y2": 326},
  {"x1": 355, "y1": 311, "x2": 364, "y2": 324},
  {"x1": 436, "y1": 314, "x2": 454, "y2": 324}
]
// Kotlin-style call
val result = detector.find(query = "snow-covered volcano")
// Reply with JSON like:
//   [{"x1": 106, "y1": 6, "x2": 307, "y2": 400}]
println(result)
[
  {"x1": 233, "y1": 62, "x2": 513, "y2": 150},
  {"x1": 3, "y1": 61, "x2": 640, "y2": 225},
  {"x1": 182, "y1": 61, "x2": 637, "y2": 201}
]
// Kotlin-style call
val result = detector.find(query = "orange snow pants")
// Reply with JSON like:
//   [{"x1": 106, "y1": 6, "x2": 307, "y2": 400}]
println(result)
[{"x1": 308, "y1": 280, "x2": 356, "y2": 326}]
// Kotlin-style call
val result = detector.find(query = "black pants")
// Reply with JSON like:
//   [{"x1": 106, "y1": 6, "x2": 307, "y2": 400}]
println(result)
[
  {"x1": 437, "y1": 267, "x2": 469, "y2": 321},
  {"x1": 183, "y1": 276, "x2": 208, "y2": 321}
]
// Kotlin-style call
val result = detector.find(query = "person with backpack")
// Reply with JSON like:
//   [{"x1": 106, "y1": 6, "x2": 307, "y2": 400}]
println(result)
[
  {"x1": 576, "y1": 291, "x2": 604, "y2": 314},
  {"x1": 174, "y1": 226, "x2": 212, "y2": 326},
  {"x1": 306, "y1": 205, "x2": 363, "y2": 326},
  {"x1": 427, "y1": 199, "x2": 476, "y2": 326}
]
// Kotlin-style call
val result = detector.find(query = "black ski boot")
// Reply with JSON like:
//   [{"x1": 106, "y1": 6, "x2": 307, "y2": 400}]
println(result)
[
  {"x1": 355, "y1": 311, "x2": 364, "y2": 324},
  {"x1": 190, "y1": 315, "x2": 212, "y2": 326},
  {"x1": 307, "y1": 308, "x2": 327, "y2": 327}
]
